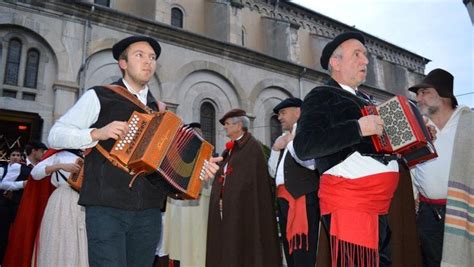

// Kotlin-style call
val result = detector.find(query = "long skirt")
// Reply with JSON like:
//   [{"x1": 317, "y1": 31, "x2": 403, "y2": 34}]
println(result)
[{"x1": 33, "y1": 185, "x2": 88, "y2": 267}]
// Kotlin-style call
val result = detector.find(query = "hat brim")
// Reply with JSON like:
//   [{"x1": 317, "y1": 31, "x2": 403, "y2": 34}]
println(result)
[
  {"x1": 112, "y1": 36, "x2": 161, "y2": 61},
  {"x1": 408, "y1": 82, "x2": 434, "y2": 93}
]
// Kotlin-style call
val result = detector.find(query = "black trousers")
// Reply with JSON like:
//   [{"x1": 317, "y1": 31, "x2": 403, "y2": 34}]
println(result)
[
  {"x1": 277, "y1": 191, "x2": 320, "y2": 267},
  {"x1": 416, "y1": 202, "x2": 445, "y2": 267},
  {"x1": 321, "y1": 214, "x2": 392, "y2": 267}
]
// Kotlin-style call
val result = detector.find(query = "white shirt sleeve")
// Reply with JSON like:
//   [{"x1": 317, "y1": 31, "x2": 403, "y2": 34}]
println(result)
[
  {"x1": 30, "y1": 154, "x2": 58, "y2": 180},
  {"x1": 287, "y1": 140, "x2": 316, "y2": 170},
  {"x1": 0, "y1": 163, "x2": 24, "y2": 190},
  {"x1": 48, "y1": 89, "x2": 101, "y2": 149},
  {"x1": 267, "y1": 149, "x2": 281, "y2": 178}
]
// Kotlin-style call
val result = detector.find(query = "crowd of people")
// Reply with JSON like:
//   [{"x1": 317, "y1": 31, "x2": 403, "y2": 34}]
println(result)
[{"x1": 0, "y1": 32, "x2": 472, "y2": 267}]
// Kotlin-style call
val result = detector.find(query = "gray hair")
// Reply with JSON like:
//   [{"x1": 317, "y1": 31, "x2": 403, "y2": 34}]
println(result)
[
  {"x1": 230, "y1": 116, "x2": 250, "y2": 132},
  {"x1": 328, "y1": 46, "x2": 343, "y2": 74}
]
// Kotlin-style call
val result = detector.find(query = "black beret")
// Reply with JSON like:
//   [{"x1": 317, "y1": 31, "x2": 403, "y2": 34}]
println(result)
[
  {"x1": 273, "y1": 97, "x2": 303, "y2": 114},
  {"x1": 320, "y1": 31, "x2": 365, "y2": 70},
  {"x1": 219, "y1": 109, "x2": 247, "y2": 125},
  {"x1": 112, "y1": 35, "x2": 162, "y2": 61},
  {"x1": 408, "y1": 68, "x2": 457, "y2": 107}
]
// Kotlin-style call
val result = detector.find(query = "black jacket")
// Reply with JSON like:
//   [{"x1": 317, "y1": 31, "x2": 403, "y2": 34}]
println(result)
[{"x1": 294, "y1": 78, "x2": 378, "y2": 174}]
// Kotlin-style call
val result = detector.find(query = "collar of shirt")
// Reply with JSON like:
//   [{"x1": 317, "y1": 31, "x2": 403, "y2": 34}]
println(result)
[
  {"x1": 122, "y1": 78, "x2": 149, "y2": 105},
  {"x1": 338, "y1": 82, "x2": 357, "y2": 95},
  {"x1": 26, "y1": 157, "x2": 35, "y2": 167}
]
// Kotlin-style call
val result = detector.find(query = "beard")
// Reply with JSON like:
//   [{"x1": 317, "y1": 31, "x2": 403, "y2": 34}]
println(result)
[{"x1": 419, "y1": 104, "x2": 439, "y2": 117}]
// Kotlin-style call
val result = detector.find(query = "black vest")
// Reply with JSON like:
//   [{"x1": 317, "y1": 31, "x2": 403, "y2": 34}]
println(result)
[
  {"x1": 279, "y1": 152, "x2": 319, "y2": 199},
  {"x1": 7, "y1": 163, "x2": 32, "y2": 205},
  {"x1": 79, "y1": 81, "x2": 172, "y2": 210}
]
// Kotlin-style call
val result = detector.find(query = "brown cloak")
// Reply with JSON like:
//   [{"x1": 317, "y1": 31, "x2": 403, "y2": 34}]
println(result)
[{"x1": 206, "y1": 133, "x2": 281, "y2": 267}]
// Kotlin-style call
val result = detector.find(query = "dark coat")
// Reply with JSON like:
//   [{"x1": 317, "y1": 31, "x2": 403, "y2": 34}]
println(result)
[{"x1": 206, "y1": 132, "x2": 281, "y2": 267}]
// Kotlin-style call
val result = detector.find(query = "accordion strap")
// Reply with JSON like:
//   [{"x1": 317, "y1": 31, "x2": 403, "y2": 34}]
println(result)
[{"x1": 102, "y1": 84, "x2": 154, "y2": 114}]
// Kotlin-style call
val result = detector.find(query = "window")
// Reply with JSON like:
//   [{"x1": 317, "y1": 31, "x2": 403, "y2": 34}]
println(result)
[
  {"x1": 22, "y1": 92, "x2": 36, "y2": 101},
  {"x1": 270, "y1": 115, "x2": 282, "y2": 145},
  {"x1": 4, "y1": 39, "x2": 22, "y2": 86},
  {"x1": 2, "y1": 90, "x2": 17, "y2": 98},
  {"x1": 24, "y1": 49, "x2": 40, "y2": 88},
  {"x1": 241, "y1": 26, "x2": 246, "y2": 46},
  {"x1": 200, "y1": 102, "x2": 216, "y2": 146},
  {"x1": 94, "y1": 0, "x2": 110, "y2": 7},
  {"x1": 171, "y1": 7, "x2": 184, "y2": 28}
]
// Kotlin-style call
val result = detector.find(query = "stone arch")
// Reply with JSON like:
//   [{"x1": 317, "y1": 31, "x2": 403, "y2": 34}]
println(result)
[
  {"x1": 248, "y1": 77, "x2": 296, "y2": 105},
  {"x1": 251, "y1": 86, "x2": 293, "y2": 146},
  {"x1": 172, "y1": 60, "x2": 246, "y2": 107},
  {"x1": 173, "y1": 70, "x2": 240, "y2": 152}
]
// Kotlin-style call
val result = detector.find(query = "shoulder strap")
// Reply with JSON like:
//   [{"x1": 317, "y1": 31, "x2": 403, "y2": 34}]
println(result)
[{"x1": 102, "y1": 85, "x2": 154, "y2": 114}]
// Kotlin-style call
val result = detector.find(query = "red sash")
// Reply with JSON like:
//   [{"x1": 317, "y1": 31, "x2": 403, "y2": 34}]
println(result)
[
  {"x1": 277, "y1": 185, "x2": 309, "y2": 254},
  {"x1": 319, "y1": 171, "x2": 399, "y2": 267}
]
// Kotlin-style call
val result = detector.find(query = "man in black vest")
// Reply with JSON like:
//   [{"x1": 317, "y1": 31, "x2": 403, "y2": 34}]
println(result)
[
  {"x1": 268, "y1": 97, "x2": 319, "y2": 267},
  {"x1": 48, "y1": 35, "x2": 220, "y2": 267}
]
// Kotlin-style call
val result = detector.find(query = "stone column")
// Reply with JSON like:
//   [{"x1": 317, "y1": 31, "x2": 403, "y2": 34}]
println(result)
[{"x1": 52, "y1": 81, "x2": 80, "y2": 121}]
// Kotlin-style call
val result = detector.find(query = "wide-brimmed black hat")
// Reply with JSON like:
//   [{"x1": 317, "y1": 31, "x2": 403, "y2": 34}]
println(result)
[
  {"x1": 320, "y1": 31, "x2": 365, "y2": 70},
  {"x1": 112, "y1": 35, "x2": 161, "y2": 60},
  {"x1": 273, "y1": 97, "x2": 303, "y2": 114},
  {"x1": 408, "y1": 68, "x2": 457, "y2": 106},
  {"x1": 219, "y1": 109, "x2": 247, "y2": 125}
]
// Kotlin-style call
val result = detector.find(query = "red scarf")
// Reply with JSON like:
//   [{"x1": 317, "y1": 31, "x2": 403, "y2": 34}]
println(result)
[
  {"x1": 319, "y1": 171, "x2": 399, "y2": 267},
  {"x1": 2, "y1": 149, "x2": 59, "y2": 267},
  {"x1": 277, "y1": 185, "x2": 309, "y2": 254}
]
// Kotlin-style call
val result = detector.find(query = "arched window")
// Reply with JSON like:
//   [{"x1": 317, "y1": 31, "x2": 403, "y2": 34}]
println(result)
[
  {"x1": 270, "y1": 115, "x2": 282, "y2": 145},
  {"x1": 200, "y1": 102, "x2": 216, "y2": 146},
  {"x1": 4, "y1": 39, "x2": 22, "y2": 86},
  {"x1": 171, "y1": 7, "x2": 184, "y2": 28},
  {"x1": 241, "y1": 26, "x2": 246, "y2": 46},
  {"x1": 24, "y1": 49, "x2": 40, "y2": 88}
]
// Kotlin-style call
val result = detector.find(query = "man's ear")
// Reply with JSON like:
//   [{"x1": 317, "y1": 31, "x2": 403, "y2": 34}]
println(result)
[
  {"x1": 118, "y1": 59, "x2": 127, "y2": 71},
  {"x1": 329, "y1": 57, "x2": 339, "y2": 71}
]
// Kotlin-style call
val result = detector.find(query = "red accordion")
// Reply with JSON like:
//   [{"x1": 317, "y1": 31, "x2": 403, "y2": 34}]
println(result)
[
  {"x1": 109, "y1": 111, "x2": 214, "y2": 199},
  {"x1": 361, "y1": 95, "x2": 437, "y2": 167}
]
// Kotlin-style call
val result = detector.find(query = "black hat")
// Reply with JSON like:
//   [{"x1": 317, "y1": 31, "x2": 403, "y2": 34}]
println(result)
[
  {"x1": 273, "y1": 97, "x2": 303, "y2": 114},
  {"x1": 112, "y1": 35, "x2": 162, "y2": 61},
  {"x1": 219, "y1": 109, "x2": 247, "y2": 125},
  {"x1": 320, "y1": 31, "x2": 365, "y2": 70},
  {"x1": 408, "y1": 68, "x2": 457, "y2": 106}
]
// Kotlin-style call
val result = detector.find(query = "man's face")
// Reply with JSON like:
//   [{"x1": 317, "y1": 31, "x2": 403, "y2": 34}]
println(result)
[
  {"x1": 277, "y1": 107, "x2": 300, "y2": 131},
  {"x1": 331, "y1": 39, "x2": 369, "y2": 88},
  {"x1": 32, "y1": 148, "x2": 45, "y2": 162},
  {"x1": 119, "y1": 41, "x2": 157, "y2": 87},
  {"x1": 9, "y1": 151, "x2": 22, "y2": 164},
  {"x1": 415, "y1": 87, "x2": 443, "y2": 117},
  {"x1": 223, "y1": 118, "x2": 242, "y2": 139}
]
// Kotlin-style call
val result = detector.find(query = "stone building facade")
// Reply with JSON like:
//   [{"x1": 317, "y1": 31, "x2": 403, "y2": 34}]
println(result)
[{"x1": 0, "y1": 0, "x2": 429, "y2": 155}]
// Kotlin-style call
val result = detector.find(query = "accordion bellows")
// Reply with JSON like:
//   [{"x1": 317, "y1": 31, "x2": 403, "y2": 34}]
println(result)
[
  {"x1": 110, "y1": 111, "x2": 214, "y2": 199},
  {"x1": 361, "y1": 95, "x2": 437, "y2": 167}
]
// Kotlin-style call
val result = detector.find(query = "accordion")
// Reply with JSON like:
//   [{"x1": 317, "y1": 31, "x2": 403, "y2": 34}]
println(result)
[
  {"x1": 67, "y1": 157, "x2": 84, "y2": 192},
  {"x1": 361, "y1": 95, "x2": 437, "y2": 167},
  {"x1": 109, "y1": 111, "x2": 214, "y2": 199}
]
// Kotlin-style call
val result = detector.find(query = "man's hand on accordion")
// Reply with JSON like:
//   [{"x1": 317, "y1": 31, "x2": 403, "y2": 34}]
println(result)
[
  {"x1": 200, "y1": 156, "x2": 223, "y2": 181},
  {"x1": 91, "y1": 121, "x2": 129, "y2": 141},
  {"x1": 358, "y1": 115, "x2": 385, "y2": 137}
]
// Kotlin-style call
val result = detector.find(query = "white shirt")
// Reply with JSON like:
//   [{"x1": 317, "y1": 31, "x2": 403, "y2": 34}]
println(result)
[
  {"x1": 30, "y1": 151, "x2": 80, "y2": 187},
  {"x1": 268, "y1": 124, "x2": 316, "y2": 186},
  {"x1": 0, "y1": 158, "x2": 34, "y2": 191},
  {"x1": 48, "y1": 79, "x2": 149, "y2": 149},
  {"x1": 411, "y1": 106, "x2": 470, "y2": 199},
  {"x1": 325, "y1": 82, "x2": 399, "y2": 179}
]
